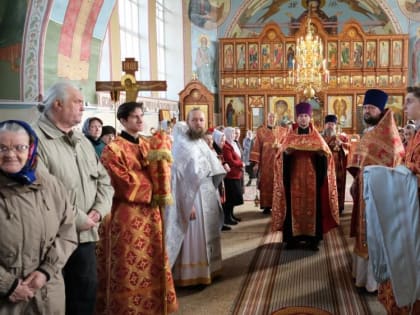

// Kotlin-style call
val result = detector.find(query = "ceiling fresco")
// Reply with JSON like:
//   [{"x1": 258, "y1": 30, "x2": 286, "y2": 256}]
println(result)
[{"x1": 224, "y1": 0, "x2": 402, "y2": 37}]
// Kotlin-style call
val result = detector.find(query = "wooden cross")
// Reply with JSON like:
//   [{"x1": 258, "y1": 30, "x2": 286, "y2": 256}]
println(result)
[{"x1": 96, "y1": 58, "x2": 167, "y2": 102}]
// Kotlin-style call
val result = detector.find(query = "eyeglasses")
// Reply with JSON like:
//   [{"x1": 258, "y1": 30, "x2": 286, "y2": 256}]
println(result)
[{"x1": 0, "y1": 144, "x2": 30, "y2": 154}]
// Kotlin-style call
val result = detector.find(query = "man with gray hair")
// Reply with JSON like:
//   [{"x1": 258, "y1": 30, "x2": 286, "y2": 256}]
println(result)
[{"x1": 33, "y1": 81, "x2": 113, "y2": 315}]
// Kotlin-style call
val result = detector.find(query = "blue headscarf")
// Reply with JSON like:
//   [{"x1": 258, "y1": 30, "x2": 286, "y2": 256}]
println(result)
[{"x1": 0, "y1": 120, "x2": 38, "y2": 184}]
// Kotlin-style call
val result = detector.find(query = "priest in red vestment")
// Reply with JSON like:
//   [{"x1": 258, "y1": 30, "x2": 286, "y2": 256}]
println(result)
[
  {"x1": 272, "y1": 102, "x2": 339, "y2": 251},
  {"x1": 96, "y1": 102, "x2": 178, "y2": 314},
  {"x1": 348, "y1": 89, "x2": 404, "y2": 293},
  {"x1": 321, "y1": 114, "x2": 350, "y2": 214},
  {"x1": 377, "y1": 86, "x2": 420, "y2": 314},
  {"x1": 250, "y1": 112, "x2": 287, "y2": 214}
]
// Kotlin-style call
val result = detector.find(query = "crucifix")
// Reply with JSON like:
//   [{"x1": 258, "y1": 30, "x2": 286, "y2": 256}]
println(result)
[{"x1": 96, "y1": 57, "x2": 167, "y2": 102}]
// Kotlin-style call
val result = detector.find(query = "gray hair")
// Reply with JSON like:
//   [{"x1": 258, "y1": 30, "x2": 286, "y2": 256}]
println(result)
[
  {"x1": 0, "y1": 122, "x2": 27, "y2": 135},
  {"x1": 42, "y1": 81, "x2": 79, "y2": 113}
]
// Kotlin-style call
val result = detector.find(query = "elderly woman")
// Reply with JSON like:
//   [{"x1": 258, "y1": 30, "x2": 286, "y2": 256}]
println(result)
[
  {"x1": 82, "y1": 117, "x2": 105, "y2": 156},
  {"x1": 0, "y1": 120, "x2": 77, "y2": 314},
  {"x1": 100, "y1": 125, "x2": 116, "y2": 145},
  {"x1": 222, "y1": 127, "x2": 244, "y2": 225},
  {"x1": 212, "y1": 129, "x2": 232, "y2": 231}
]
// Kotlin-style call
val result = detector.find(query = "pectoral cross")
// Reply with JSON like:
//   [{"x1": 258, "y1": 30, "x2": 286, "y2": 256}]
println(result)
[{"x1": 95, "y1": 58, "x2": 167, "y2": 102}]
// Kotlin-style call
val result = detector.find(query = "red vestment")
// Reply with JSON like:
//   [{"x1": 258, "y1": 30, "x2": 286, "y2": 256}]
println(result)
[
  {"x1": 250, "y1": 125, "x2": 287, "y2": 208},
  {"x1": 272, "y1": 123, "x2": 339, "y2": 237},
  {"x1": 322, "y1": 133, "x2": 350, "y2": 212},
  {"x1": 96, "y1": 136, "x2": 178, "y2": 314},
  {"x1": 348, "y1": 110, "x2": 404, "y2": 258}
]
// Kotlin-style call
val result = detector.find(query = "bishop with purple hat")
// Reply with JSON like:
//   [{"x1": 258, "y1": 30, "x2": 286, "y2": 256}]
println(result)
[{"x1": 295, "y1": 102, "x2": 313, "y2": 116}]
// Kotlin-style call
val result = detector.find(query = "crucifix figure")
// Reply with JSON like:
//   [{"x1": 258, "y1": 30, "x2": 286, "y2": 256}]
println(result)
[{"x1": 96, "y1": 58, "x2": 167, "y2": 102}]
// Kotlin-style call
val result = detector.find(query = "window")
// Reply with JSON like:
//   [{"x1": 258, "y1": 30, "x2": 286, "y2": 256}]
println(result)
[{"x1": 119, "y1": 0, "x2": 150, "y2": 95}]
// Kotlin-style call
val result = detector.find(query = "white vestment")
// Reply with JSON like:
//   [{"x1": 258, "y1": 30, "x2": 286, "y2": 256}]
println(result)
[{"x1": 165, "y1": 123, "x2": 226, "y2": 285}]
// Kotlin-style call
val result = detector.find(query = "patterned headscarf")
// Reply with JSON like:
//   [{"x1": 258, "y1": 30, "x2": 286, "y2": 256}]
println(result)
[{"x1": 0, "y1": 120, "x2": 38, "y2": 184}]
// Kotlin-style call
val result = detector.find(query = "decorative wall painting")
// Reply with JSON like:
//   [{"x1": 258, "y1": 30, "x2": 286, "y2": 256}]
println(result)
[
  {"x1": 237, "y1": 44, "x2": 246, "y2": 70},
  {"x1": 327, "y1": 95, "x2": 353, "y2": 128},
  {"x1": 224, "y1": 96, "x2": 245, "y2": 127},
  {"x1": 261, "y1": 43, "x2": 271, "y2": 69},
  {"x1": 249, "y1": 77, "x2": 259, "y2": 88},
  {"x1": 340, "y1": 42, "x2": 350, "y2": 66},
  {"x1": 237, "y1": 77, "x2": 246, "y2": 88},
  {"x1": 353, "y1": 41, "x2": 363, "y2": 67},
  {"x1": 268, "y1": 96, "x2": 295, "y2": 126},
  {"x1": 286, "y1": 43, "x2": 295, "y2": 69},
  {"x1": 327, "y1": 42, "x2": 338, "y2": 68},
  {"x1": 379, "y1": 40, "x2": 389, "y2": 67},
  {"x1": 366, "y1": 75, "x2": 376, "y2": 87},
  {"x1": 392, "y1": 40, "x2": 403, "y2": 66},
  {"x1": 386, "y1": 95, "x2": 404, "y2": 126},
  {"x1": 224, "y1": 44, "x2": 234, "y2": 70},
  {"x1": 366, "y1": 41, "x2": 376, "y2": 67},
  {"x1": 249, "y1": 43, "x2": 259, "y2": 70},
  {"x1": 378, "y1": 75, "x2": 388, "y2": 87},
  {"x1": 273, "y1": 43, "x2": 283, "y2": 69}
]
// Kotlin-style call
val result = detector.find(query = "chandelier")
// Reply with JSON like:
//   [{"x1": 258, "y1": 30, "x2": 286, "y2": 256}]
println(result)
[{"x1": 288, "y1": 17, "x2": 329, "y2": 98}]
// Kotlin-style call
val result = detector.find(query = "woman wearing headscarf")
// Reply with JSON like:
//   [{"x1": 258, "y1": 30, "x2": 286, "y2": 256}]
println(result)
[
  {"x1": 100, "y1": 125, "x2": 116, "y2": 145},
  {"x1": 222, "y1": 127, "x2": 244, "y2": 225},
  {"x1": 0, "y1": 120, "x2": 77, "y2": 314},
  {"x1": 82, "y1": 117, "x2": 105, "y2": 156},
  {"x1": 213, "y1": 129, "x2": 232, "y2": 230}
]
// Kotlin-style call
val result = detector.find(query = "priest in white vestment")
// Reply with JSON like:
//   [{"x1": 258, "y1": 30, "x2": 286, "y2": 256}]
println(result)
[{"x1": 165, "y1": 109, "x2": 226, "y2": 286}]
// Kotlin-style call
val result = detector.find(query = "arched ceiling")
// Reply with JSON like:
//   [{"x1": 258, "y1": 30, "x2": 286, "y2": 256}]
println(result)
[{"x1": 224, "y1": 0, "x2": 403, "y2": 37}]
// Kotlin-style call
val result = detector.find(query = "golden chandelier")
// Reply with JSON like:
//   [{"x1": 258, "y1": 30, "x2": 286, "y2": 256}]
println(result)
[{"x1": 288, "y1": 17, "x2": 329, "y2": 98}]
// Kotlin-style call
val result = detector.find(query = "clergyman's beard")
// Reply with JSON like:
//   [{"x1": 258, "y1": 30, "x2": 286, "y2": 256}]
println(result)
[
  {"x1": 324, "y1": 127, "x2": 336, "y2": 137},
  {"x1": 187, "y1": 128, "x2": 205, "y2": 140},
  {"x1": 364, "y1": 114, "x2": 382, "y2": 126}
]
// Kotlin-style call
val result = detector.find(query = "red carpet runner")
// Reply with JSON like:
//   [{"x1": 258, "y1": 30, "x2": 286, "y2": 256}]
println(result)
[{"x1": 231, "y1": 216, "x2": 371, "y2": 315}]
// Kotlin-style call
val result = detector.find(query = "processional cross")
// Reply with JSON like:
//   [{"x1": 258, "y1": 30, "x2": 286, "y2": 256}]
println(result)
[{"x1": 96, "y1": 57, "x2": 167, "y2": 102}]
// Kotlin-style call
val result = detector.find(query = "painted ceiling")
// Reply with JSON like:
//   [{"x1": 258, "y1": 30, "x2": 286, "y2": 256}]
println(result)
[{"x1": 214, "y1": 0, "x2": 416, "y2": 37}]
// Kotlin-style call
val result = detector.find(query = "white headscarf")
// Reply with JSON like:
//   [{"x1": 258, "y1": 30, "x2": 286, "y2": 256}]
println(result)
[
  {"x1": 224, "y1": 127, "x2": 241, "y2": 157},
  {"x1": 212, "y1": 129, "x2": 224, "y2": 148}
]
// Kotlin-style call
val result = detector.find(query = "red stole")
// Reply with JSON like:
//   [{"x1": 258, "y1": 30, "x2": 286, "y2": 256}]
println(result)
[
  {"x1": 272, "y1": 123, "x2": 339, "y2": 235},
  {"x1": 348, "y1": 109, "x2": 405, "y2": 257}
]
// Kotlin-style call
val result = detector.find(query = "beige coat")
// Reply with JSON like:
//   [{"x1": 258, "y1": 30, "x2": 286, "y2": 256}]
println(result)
[
  {"x1": 34, "y1": 114, "x2": 114, "y2": 243},
  {"x1": 0, "y1": 170, "x2": 77, "y2": 314}
]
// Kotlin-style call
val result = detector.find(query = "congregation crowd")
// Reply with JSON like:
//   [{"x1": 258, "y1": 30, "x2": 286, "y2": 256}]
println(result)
[{"x1": 1, "y1": 81, "x2": 420, "y2": 315}]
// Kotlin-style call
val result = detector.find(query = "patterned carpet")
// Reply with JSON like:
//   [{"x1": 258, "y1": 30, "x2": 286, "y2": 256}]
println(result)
[
  {"x1": 231, "y1": 212, "x2": 371, "y2": 315},
  {"x1": 243, "y1": 181, "x2": 257, "y2": 201}
]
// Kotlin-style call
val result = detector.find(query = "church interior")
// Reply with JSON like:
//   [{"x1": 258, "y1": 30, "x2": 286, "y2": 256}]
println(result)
[{"x1": 1, "y1": 0, "x2": 420, "y2": 314}]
